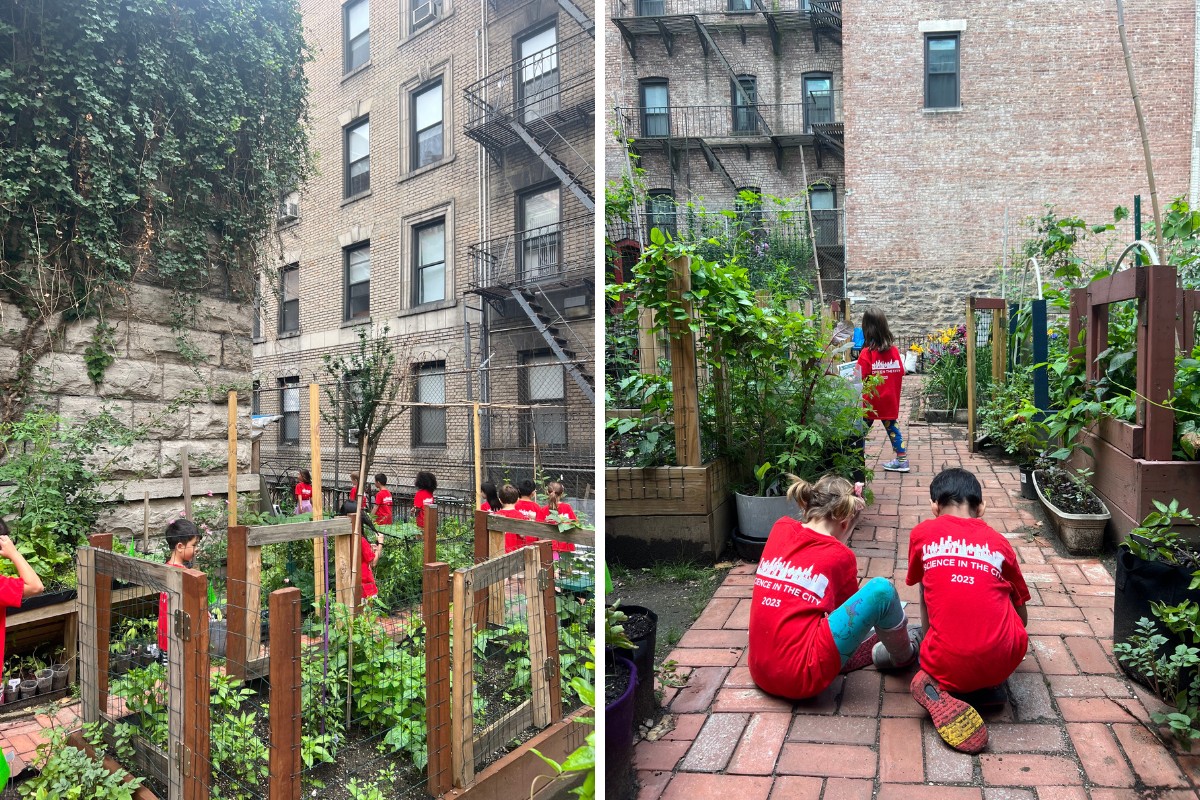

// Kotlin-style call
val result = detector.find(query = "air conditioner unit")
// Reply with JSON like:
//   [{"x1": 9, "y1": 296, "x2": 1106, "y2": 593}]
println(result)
[
  {"x1": 412, "y1": 0, "x2": 440, "y2": 28},
  {"x1": 277, "y1": 200, "x2": 299, "y2": 222}
]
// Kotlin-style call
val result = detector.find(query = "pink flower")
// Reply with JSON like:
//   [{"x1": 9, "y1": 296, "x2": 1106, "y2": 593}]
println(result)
[{"x1": 206, "y1": 491, "x2": 213, "y2": 498}]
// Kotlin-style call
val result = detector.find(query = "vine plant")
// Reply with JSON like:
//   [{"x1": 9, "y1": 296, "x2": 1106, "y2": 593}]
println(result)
[{"x1": 0, "y1": 0, "x2": 313, "y2": 423}]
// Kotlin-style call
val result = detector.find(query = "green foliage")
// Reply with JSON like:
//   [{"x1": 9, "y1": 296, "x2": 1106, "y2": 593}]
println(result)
[
  {"x1": 321, "y1": 324, "x2": 409, "y2": 467},
  {"x1": 110, "y1": 662, "x2": 169, "y2": 748},
  {"x1": 978, "y1": 374, "x2": 1046, "y2": 464},
  {"x1": 530, "y1": 645, "x2": 596, "y2": 800},
  {"x1": 1113, "y1": 617, "x2": 1200, "y2": 749},
  {"x1": 604, "y1": 604, "x2": 635, "y2": 652},
  {"x1": 1123, "y1": 500, "x2": 1200, "y2": 569},
  {"x1": 83, "y1": 323, "x2": 117, "y2": 386},
  {"x1": 209, "y1": 672, "x2": 269, "y2": 799},
  {"x1": 19, "y1": 723, "x2": 143, "y2": 800}
]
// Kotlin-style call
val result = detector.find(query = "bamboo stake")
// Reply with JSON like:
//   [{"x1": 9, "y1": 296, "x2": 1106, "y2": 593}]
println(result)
[
  {"x1": 473, "y1": 403, "x2": 483, "y2": 508},
  {"x1": 311, "y1": 385, "x2": 325, "y2": 603},
  {"x1": 228, "y1": 390, "x2": 238, "y2": 528},
  {"x1": 1116, "y1": 0, "x2": 1164, "y2": 259}
]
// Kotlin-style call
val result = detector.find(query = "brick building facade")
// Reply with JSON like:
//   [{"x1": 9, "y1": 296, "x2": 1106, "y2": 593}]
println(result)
[
  {"x1": 606, "y1": 1, "x2": 1197, "y2": 334},
  {"x1": 255, "y1": 0, "x2": 596, "y2": 506}
]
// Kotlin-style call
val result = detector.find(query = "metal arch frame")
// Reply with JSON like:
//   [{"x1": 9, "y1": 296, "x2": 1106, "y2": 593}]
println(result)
[{"x1": 1114, "y1": 239, "x2": 1161, "y2": 271}]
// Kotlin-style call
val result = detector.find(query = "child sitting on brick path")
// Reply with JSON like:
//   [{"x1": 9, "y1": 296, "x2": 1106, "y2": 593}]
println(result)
[
  {"x1": 905, "y1": 467, "x2": 1030, "y2": 754},
  {"x1": 748, "y1": 474, "x2": 916, "y2": 701}
]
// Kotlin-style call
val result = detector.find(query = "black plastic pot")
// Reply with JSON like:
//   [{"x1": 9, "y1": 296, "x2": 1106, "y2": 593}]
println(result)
[
  {"x1": 18, "y1": 679, "x2": 36, "y2": 699},
  {"x1": 604, "y1": 653, "x2": 638, "y2": 800},
  {"x1": 621, "y1": 605, "x2": 658, "y2": 726},
  {"x1": 1018, "y1": 463, "x2": 1037, "y2": 501},
  {"x1": 1114, "y1": 546, "x2": 1200, "y2": 647},
  {"x1": 732, "y1": 528, "x2": 769, "y2": 562},
  {"x1": 9, "y1": 587, "x2": 77, "y2": 616}
]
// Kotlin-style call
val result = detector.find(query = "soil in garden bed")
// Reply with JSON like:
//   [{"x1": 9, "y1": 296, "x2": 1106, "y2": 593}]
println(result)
[
  {"x1": 1036, "y1": 469, "x2": 1105, "y2": 515},
  {"x1": 606, "y1": 659, "x2": 632, "y2": 706}
]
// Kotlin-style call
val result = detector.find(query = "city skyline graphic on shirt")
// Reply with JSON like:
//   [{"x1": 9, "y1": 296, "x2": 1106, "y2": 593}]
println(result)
[
  {"x1": 922, "y1": 535, "x2": 1005, "y2": 570},
  {"x1": 756, "y1": 557, "x2": 830, "y2": 598}
]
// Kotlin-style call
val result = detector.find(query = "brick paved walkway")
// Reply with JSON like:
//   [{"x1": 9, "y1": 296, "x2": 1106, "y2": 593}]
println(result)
[{"x1": 634, "y1": 408, "x2": 1200, "y2": 799}]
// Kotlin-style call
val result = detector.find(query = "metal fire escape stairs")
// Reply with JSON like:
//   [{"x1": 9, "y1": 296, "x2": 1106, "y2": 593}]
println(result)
[
  {"x1": 557, "y1": 0, "x2": 595, "y2": 37},
  {"x1": 510, "y1": 120, "x2": 595, "y2": 212},
  {"x1": 807, "y1": 0, "x2": 841, "y2": 50},
  {"x1": 510, "y1": 289, "x2": 596, "y2": 402}
]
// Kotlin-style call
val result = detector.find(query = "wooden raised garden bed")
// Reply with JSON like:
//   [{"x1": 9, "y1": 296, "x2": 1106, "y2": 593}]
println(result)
[{"x1": 605, "y1": 459, "x2": 733, "y2": 561}]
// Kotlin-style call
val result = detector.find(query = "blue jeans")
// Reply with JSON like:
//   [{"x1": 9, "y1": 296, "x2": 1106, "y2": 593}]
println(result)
[
  {"x1": 827, "y1": 576, "x2": 906, "y2": 664},
  {"x1": 870, "y1": 419, "x2": 906, "y2": 456}
]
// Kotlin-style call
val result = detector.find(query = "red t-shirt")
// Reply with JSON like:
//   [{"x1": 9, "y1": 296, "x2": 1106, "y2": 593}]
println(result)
[
  {"x1": 414, "y1": 489, "x2": 434, "y2": 528},
  {"x1": 858, "y1": 346, "x2": 904, "y2": 421},
  {"x1": 0, "y1": 576, "x2": 24, "y2": 670},
  {"x1": 515, "y1": 499, "x2": 542, "y2": 520},
  {"x1": 360, "y1": 536, "x2": 378, "y2": 599},
  {"x1": 480, "y1": 501, "x2": 492, "y2": 512},
  {"x1": 295, "y1": 483, "x2": 313, "y2": 503},
  {"x1": 906, "y1": 515, "x2": 1031, "y2": 693},
  {"x1": 499, "y1": 508, "x2": 537, "y2": 553},
  {"x1": 748, "y1": 518, "x2": 860, "y2": 700},
  {"x1": 537, "y1": 502, "x2": 577, "y2": 552},
  {"x1": 374, "y1": 489, "x2": 393, "y2": 526},
  {"x1": 157, "y1": 562, "x2": 186, "y2": 652}
]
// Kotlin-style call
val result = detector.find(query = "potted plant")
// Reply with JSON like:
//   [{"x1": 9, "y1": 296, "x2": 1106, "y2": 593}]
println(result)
[
  {"x1": 1032, "y1": 462, "x2": 1111, "y2": 554},
  {"x1": 604, "y1": 606, "x2": 638, "y2": 800},
  {"x1": 978, "y1": 375, "x2": 1047, "y2": 500},
  {"x1": 1113, "y1": 501, "x2": 1200, "y2": 650},
  {"x1": 617, "y1": 603, "x2": 658, "y2": 727}
]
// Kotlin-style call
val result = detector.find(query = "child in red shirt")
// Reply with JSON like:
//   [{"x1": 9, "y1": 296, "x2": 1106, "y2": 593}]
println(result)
[
  {"x1": 905, "y1": 468, "x2": 1030, "y2": 754},
  {"x1": 413, "y1": 471, "x2": 437, "y2": 528},
  {"x1": 295, "y1": 469, "x2": 314, "y2": 514},
  {"x1": 498, "y1": 484, "x2": 537, "y2": 552},
  {"x1": 536, "y1": 481, "x2": 576, "y2": 554},
  {"x1": 480, "y1": 482, "x2": 500, "y2": 512},
  {"x1": 857, "y1": 308, "x2": 908, "y2": 473},
  {"x1": 514, "y1": 479, "x2": 542, "y2": 520},
  {"x1": 373, "y1": 473, "x2": 394, "y2": 526},
  {"x1": 0, "y1": 520, "x2": 44, "y2": 677},
  {"x1": 341, "y1": 500, "x2": 382, "y2": 601},
  {"x1": 749, "y1": 475, "x2": 916, "y2": 702},
  {"x1": 157, "y1": 519, "x2": 200, "y2": 653}
]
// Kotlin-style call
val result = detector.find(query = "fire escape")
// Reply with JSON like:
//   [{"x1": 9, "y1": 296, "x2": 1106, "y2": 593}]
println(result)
[
  {"x1": 611, "y1": 0, "x2": 846, "y2": 299},
  {"x1": 464, "y1": 30, "x2": 596, "y2": 402}
]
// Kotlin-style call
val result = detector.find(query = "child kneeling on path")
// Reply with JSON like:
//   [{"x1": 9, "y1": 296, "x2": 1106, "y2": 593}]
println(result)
[
  {"x1": 906, "y1": 467, "x2": 1030, "y2": 754},
  {"x1": 749, "y1": 475, "x2": 916, "y2": 701}
]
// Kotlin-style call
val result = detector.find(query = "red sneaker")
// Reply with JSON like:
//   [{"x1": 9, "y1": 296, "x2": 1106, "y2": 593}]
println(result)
[
  {"x1": 911, "y1": 670, "x2": 988, "y2": 753},
  {"x1": 841, "y1": 632, "x2": 878, "y2": 673}
]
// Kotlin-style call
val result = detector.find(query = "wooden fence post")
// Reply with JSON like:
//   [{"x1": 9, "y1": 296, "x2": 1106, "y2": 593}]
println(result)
[
  {"x1": 181, "y1": 447, "x2": 193, "y2": 521},
  {"x1": 537, "y1": 541, "x2": 562, "y2": 720},
  {"x1": 451, "y1": 568, "x2": 476, "y2": 788},
  {"x1": 179, "y1": 569, "x2": 210, "y2": 800},
  {"x1": 667, "y1": 256, "x2": 702, "y2": 466},
  {"x1": 423, "y1": 504, "x2": 439, "y2": 566},
  {"x1": 1141, "y1": 265, "x2": 1177, "y2": 460},
  {"x1": 228, "y1": 391, "x2": 238, "y2": 528},
  {"x1": 991, "y1": 307, "x2": 1007, "y2": 386},
  {"x1": 524, "y1": 546, "x2": 551, "y2": 730},
  {"x1": 473, "y1": 510, "x2": 494, "y2": 631},
  {"x1": 86, "y1": 533, "x2": 114, "y2": 714},
  {"x1": 966, "y1": 298, "x2": 978, "y2": 451},
  {"x1": 311, "y1": 385, "x2": 327, "y2": 606},
  {"x1": 76, "y1": 547, "x2": 99, "y2": 725},
  {"x1": 269, "y1": 587, "x2": 302, "y2": 800},
  {"x1": 226, "y1": 526, "x2": 248, "y2": 681},
  {"x1": 423, "y1": 563, "x2": 452, "y2": 795}
]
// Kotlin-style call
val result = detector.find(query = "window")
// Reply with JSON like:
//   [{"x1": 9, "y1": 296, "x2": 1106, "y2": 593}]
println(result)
[
  {"x1": 344, "y1": 0, "x2": 369, "y2": 73},
  {"x1": 518, "y1": 26, "x2": 558, "y2": 123},
  {"x1": 343, "y1": 372, "x2": 363, "y2": 446},
  {"x1": 636, "y1": 0, "x2": 663, "y2": 14},
  {"x1": 414, "y1": 220, "x2": 446, "y2": 305},
  {"x1": 414, "y1": 362, "x2": 446, "y2": 446},
  {"x1": 252, "y1": 284, "x2": 262, "y2": 340},
  {"x1": 639, "y1": 80, "x2": 669, "y2": 137},
  {"x1": 809, "y1": 184, "x2": 837, "y2": 246},
  {"x1": 345, "y1": 243, "x2": 370, "y2": 321},
  {"x1": 345, "y1": 118, "x2": 370, "y2": 198},
  {"x1": 519, "y1": 185, "x2": 560, "y2": 281},
  {"x1": 732, "y1": 75, "x2": 758, "y2": 134},
  {"x1": 412, "y1": 80, "x2": 443, "y2": 169},
  {"x1": 803, "y1": 72, "x2": 833, "y2": 131},
  {"x1": 521, "y1": 353, "x2": 567, "y2": 448},
  {"x1": 411, "y1": 0, "x2": 442, "y2": 31},
  {"x1": 925, "y1": 34, "x2": 959, "y2": 109},
  {"x1": 646, "y1": 189, "x2": 675, "y2": 235},
  {"x1": 727, "y1": 0, "x2": 751, "y2": 10},
  {"x1": 251, "y1": 380, "x2": 261, "y2": 416},
  {"x1": 735, "y1": 187, "x2": 763, "y2": 231},
  {"x1": 279, "y1": 263, "x2": 299, "y2": 334},
  {"x1": 279, "y1": 377, "x2": 300, "y2": 446}
]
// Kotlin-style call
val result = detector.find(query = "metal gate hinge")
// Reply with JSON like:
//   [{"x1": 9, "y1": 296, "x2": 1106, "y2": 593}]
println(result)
[
  {"x1": 173, "y1": 609, "x2": 191, "y2": 642},
  {"x1": 543, "y1": 657, "x2": 558, "y2": 681},
  {"x1": 536, "y1": 568, "x2": 550, "y2": 593}
]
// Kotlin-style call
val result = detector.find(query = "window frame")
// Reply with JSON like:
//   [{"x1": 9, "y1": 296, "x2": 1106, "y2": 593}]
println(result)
[
  {"x1": 517, "y1": 182, "x2": 562, "y2": 282},
  {"x1": 279, "y1": 376, "x2": 301, "y2": 447},
  {"x1": 646, "y1": 189, "x2": 675, "y2": 235},
  {"x1": 802, "y1": 71, "x2": 834, "y2": 131},
  {"x1": 344, "y1": 0, "x2": 370, "y2": 73},
  {"x1": 344, "y1": 117, "x2": 370, "y2": 199},
  {"x1": 519, "y1": 350, "x2": 568, "y2": 449},
  {"x1": 924, "y1": 33, "x2": 960, "y2": 109},
  {"x1": 639, "y1": 78, "x2": 670, "y2": 137},
  {"x1": 731, "y1": 74, "x2": 758, "y2": 134},
  {"x1": 411, "y1": 79, "x2": 444, "y2": 170},
  {"x1": 344, "y1": 242, "x2": 371, "y2": 322},
  {"x1": 413, "y1": 218, "x2": 447, "y2": 306},
  {"x1": 515, "y1": 23, "x2": 559, "y2": 124},
  {"x1": 278, "y1": 262, "x2": 299, "y2": 334},
  {"x1": 413, "y1": 361, "x2": 447, "y2": 447}
]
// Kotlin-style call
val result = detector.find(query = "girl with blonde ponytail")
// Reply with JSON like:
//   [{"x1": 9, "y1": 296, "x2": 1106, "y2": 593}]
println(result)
[{"x1": 748, "y1": 474, "x2": 917, "y2": 700}]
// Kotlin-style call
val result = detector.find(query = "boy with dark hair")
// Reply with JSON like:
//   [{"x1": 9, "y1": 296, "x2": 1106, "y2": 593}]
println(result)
[
  {"x1": 374, "y1": 473, "x2": 394, "y2": 526},
  {"x1": 498, "y1": 484, "x2": 536, "y2": 552},
  {"x1": 0, "y1": 520, "x2": 44, "y2": 675},
  {"x1": 905, "y1": 467, "x2": 1030, "y2": 754},
  {"x1": 515, "y1": 479, "x2": 541, "y2": 520},
  {"x1": 158, "y1": 519, "x2": 201, "y2": 654}
]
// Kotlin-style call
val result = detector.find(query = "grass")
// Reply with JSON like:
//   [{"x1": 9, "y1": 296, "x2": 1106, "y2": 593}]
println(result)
[{"x1": 646, "y1": 562, "x2": 713, "y2": 584}]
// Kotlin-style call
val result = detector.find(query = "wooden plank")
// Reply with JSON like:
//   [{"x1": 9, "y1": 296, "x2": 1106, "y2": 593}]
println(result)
[
  {"x1": 181, "y1": 446, "x2": 193, "y2": 521},
  {"x1": 1098, "y1": 415, "x2": 1144, "y2": 460},
  {"x1": 524, "y1": 547, "x2": 551, "y2": 729},
  {"x1": 143, "y1": 492, "x2": 150, "y2": 552},
  {"x1": 247, "y1": 516, "x2": 353, "y2": 547},
  {"x1": 76, "y1": 547, "x2": 99, "y2": 726},
  {"x1": 226, "y1": 526, "x2": 248, "y2": 681},
  {"x1": 1088, "y1": 265, "x2": 1146, "y2": 307},
  {"x1": 228, "y1": 391, "x2": 238, "y2": 528},
  {"x1": 180, "y1": 569, "x2": 210, "y2": 800},
  {"x1": 451, "y1": 711, "x2": 590, "y2": 800},
  {"x1": 334, "y1": 534, "x2": 353, "y2": 607},
  {"x1": 424, "y1": 563, "x2": 452, "y2": 796},
  {"x1": 1181, "y1": 289, "x2": 1200, "y2": 352},
  {"x1": 451, "y1": 570, "x2": 476, "y2": 788},
  {"x1": 63, "y1": 609, "x2": 78, "y2": 684},
  {"x1": 424, "y1": 504, "x2": 438, "y2": 566},
  {"x1": 992, "y1": 307, "x2": 1007, "y2": 386},
  {"x1": 246, "y1": 546, "x2": 263, "y2": 670},
  {"x1": 464, "y1": 550, "x2": 528, "y2": 590},
  {"x1": 269, "y1": 588, "x2": 302, "y2": 800},
  {"x1": 473, "y1": 511, "x2": 492, "y2": 633},
  {"x1": 473, "y1": 403, "x2": 484, "y2": 514},
  {"x1": 668, "y1": 256, "x2": 702, "y2": 466},
  {"x1": 89, "y1": 534, "x2": 114, "y2": 715},
  {"x1": 474, "y1": 702, "x2": 534, "y2": 763},
  {"x1": 92, "y1": 550, "x2": 181, "y2": 593},
  {"x1": 971, "y1": 297, "x2": 1006, "y2": 311},
  {"x1": 537, "y1": 541, "x2": 561, "y2": 721},
  {"x1": 482, "y1": 515, "x2": 595, "y2": 548},
  {"x1": 966, "y1": 298, "x2": 977, "y2": 450},
  {"x1": 1141, "y1": 265, "x2": 1177, "y2": 461},
  {"x1": 97, "y1": 474, "x2": 260, "y2": 502},
  {"x1": 1068, "y1": 288, "x2": 1088, "y2": 372}
]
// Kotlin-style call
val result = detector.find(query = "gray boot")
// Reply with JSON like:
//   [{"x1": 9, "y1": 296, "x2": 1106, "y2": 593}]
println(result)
[{"x1": 872, "y1": 623, "x2": 920, "y2": 670}]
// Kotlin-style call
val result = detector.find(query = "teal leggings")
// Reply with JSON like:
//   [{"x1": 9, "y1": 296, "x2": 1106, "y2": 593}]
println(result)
[{"x1": 827, "y1": 576, "x2": 906, "y2": 663}]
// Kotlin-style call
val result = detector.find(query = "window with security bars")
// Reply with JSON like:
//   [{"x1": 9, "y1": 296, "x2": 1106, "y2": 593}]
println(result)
[
  {"x1": 414, "y1": 220, "x2": 445, "y2": 305},
  {"x1": 345, "y1": 118, "x2": 370, "y2": 198},
  {"x1": 520, "y1": 352, "x2": 567, "y2": 448},
  {"x1": 279, "y1": 376, "x2": 300, "y2": 446},
  {"x1": 414, "y1": 361, "x2": 446, "y2": 446},
  {"x1": 412, "y1": 80, "x2": 443, "y2": 169},
  {"x1": 925, "y1": 34, "x2": 959, "y2": 109},
  {"x1": 251, "y1": 380, "x2": 260, "y2": 416},
  {"x1": 519, "y1": 185, "x2": 560, "y2": 282},
  {"x1": 646, "y1": 190, "x2": 675, "y2": 236},
  {"x1": 344, "y1": 0, "x2": 369, "y2": 73},
  {"x1": 518, "y1": 25, "x2": 558, "y2": 123},
  {"x1": 809, "y1": 184, "x2": 837, "y2": 246},
  {"x1": 345, "y1": 243, "x2": 370, "y2": 321},
  {"x1": 279, "y1": 263, "x2": 299, "y2": 333}
]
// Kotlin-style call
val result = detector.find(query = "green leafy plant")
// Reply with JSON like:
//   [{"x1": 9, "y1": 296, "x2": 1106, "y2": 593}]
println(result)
[
  {"x1": 1114, "y1": 616, "x2": 1200, "y2": 749},
  {"x1": 1123, "y1": 500, "x2": 1200, "y2": 569},
  {"x1": 978, "y1": 374, "x2": 1047, "y2": 464},
  {"x1": 19, "y1": 723, "x2": 143, "y2": 800},
  {"x1": 530, "y1": 645, "x2": 596, "y2": 800},
  {"x1": 209, "y1": 672, "x2": 269, "y2": 799}
]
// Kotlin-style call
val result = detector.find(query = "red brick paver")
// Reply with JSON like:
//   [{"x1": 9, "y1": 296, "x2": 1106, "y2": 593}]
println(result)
[{"x1": 631, "y1": 382, "x2": 1200, "y2": 799}]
